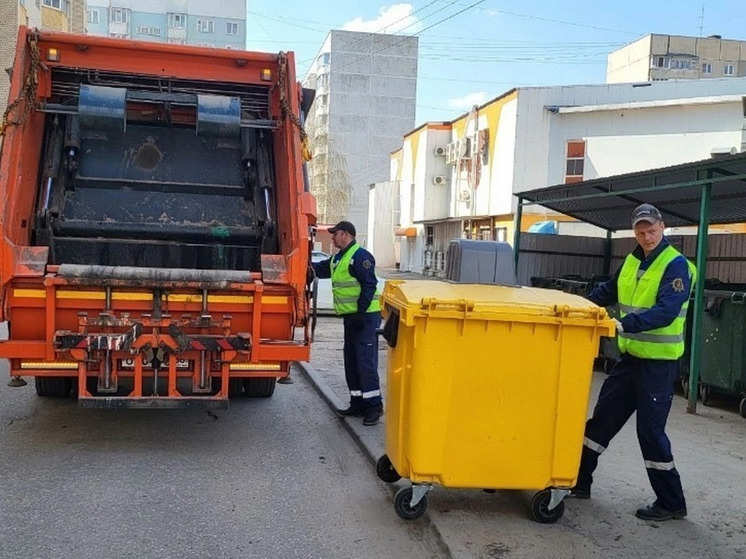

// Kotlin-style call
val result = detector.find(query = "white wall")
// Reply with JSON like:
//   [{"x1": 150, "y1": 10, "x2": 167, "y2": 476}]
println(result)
[
  {"x1": 606, "y1": 36, "x2": 651, "y2": 84},
  {"x1": 367, "y1": 180, "x2": 397, "y2": 268},
  {"x1": 550, "y1": 103, "x2": 743, "y2": 181},
  {"x1": 515, "y1": 78, "x2": 746, "y2": 195},
  {"x1": 489, "y1": 98, "x2": 518, "y2": 216}
]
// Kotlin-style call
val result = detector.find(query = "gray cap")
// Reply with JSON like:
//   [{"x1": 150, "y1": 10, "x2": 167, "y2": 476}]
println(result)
[{"x1": 631, "y1": 204, "x2": 663, "y2": 227}]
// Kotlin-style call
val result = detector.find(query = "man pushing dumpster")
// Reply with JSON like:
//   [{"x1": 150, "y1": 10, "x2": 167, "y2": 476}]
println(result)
[{"x1": 569, "y1": 204, "x2": 697, "y2": 521}]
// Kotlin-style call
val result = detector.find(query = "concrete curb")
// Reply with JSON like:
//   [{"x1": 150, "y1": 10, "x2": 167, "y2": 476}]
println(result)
[
  {"x1": 294, "y1": 360, "x2": 453, "y2": 558},
  {"x1": 293, "y1": 360, "x2": 383, "y2": 464}
]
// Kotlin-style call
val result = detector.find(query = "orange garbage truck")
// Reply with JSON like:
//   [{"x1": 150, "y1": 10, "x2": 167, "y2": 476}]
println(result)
[{"x1": 0, "y1": 28, "x2": 317, "y2": 407}]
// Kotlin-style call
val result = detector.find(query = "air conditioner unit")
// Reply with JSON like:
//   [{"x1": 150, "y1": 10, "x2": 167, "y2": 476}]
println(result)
[
  {"x1": 445, "y1": 142, "x2": 457, "y2": 165},
  {"x1": 459, "y1": 137, "x2": 473, "y2": 159},
  {"x1": 434, "y1": 145, "x2": 447, "y2": 157},
  {"x1": 457, "y1": 189, "x2": 471, "y2": 202},
  {"x1": 432, "y1": 175, "x2": 447, "y2": 185}
]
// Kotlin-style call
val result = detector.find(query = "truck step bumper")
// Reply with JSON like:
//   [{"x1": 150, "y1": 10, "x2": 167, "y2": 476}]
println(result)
[{"x1": 78, "y1": 396, "x2": 229, "y2": 409}]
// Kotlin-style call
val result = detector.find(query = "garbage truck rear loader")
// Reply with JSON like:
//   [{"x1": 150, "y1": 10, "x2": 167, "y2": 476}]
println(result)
[{"x1": 0, "y1": 28, "x2": 317, "y2": 407}]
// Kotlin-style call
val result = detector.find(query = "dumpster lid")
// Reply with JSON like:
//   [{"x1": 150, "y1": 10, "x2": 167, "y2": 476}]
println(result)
[{"x1": 381, "y1": 280, "x2": 611, "y2": 325}]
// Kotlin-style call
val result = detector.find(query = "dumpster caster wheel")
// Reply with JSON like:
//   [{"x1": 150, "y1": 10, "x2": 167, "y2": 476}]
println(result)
[
  {"x1": 530, "y1": 490, "x2": 565, "y2": 524},
  {"x1": 376, "y1": 454, "x2": 401, "y2": 483},
  {"x1": 700, "y1": 384, "x2": 711, "y2": 406},
  {"x1": 739, "y1": 398, "x2": 746, "y2": 419},
  {"x1": 394, "y1": 487, "x2": 428, "y2": 521}
]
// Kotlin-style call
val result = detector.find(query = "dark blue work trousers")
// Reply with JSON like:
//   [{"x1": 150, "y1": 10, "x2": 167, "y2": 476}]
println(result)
[
  {"x1": 577, "y1": 355, "x2": 686, "y2": 512},
  {"x1": 342, "y1": 312, "x2": 382, "y2": 409}
]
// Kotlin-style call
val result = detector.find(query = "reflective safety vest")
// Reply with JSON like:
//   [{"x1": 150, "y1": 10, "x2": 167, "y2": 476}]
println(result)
[
  {"x1": 617, "y1": 244, "x2": 696, "y2": 360},
  {"x1": 331, "y1": 244, "x2": 381, "y2": 315}
]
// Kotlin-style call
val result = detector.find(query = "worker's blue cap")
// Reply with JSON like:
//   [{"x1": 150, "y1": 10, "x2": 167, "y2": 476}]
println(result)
[
  {"x1": 328, "y1": 221, "x2": 356, "y2": 236},
  {"x1": 631, "y1": 204, "x2": 662, "y2": 227}
]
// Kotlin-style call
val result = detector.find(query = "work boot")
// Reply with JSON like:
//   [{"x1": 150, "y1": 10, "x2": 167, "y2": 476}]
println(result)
[
  {"x1": 336, "y1": 405, "x2": 365, "y2": 418},
  {"x1": 362, "y1": 403, "x2": 384, "y2": 426},
  {"x1": 567, "y1": 486, "x2": 591, "y2": 500},
  {"x1": 635, "y1": 503, "x2": 687, "y2": 521}
]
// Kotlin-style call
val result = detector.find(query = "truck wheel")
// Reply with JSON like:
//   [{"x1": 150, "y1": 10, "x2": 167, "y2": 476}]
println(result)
[
  {"x1": 243, "y1": 377, "x2": 276, "y2": 398},
  {"x1": 35, "y1": 377, "x2": 73, "y2": 398},
  {"x1": 530, "y1": 490, "x2": 565, "y2": 523},
  {"x1": 212, "y1": 377, "x2": 244, "y2": 398},
  {"x1": 376, "y1": 454, "x2": 401, "y2": 483}
]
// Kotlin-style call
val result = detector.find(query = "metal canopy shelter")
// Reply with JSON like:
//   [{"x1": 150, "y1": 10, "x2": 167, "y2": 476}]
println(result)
[{"x1": 514, "y1": 150, "x2": 746, "y2": 414}]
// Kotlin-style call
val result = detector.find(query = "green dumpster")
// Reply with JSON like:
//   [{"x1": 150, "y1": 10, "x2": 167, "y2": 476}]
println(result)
[{"x1": 699, "y1": 289, "x2": 746, "y2": 418}]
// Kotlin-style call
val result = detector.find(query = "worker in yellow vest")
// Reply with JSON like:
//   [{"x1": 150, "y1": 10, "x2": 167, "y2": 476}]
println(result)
[
  {"x1": 313, "y1": 221, "x2": 383, "y2": 426},
  {"x1": 568, "y1": 204, "x2": 696, "y2": 522}
]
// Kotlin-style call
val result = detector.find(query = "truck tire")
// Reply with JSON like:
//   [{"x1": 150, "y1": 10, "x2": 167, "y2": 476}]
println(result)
[
  {"x1": 243, "y1": 377, "x2": 276, "y2": 398},
  {"x1": 35, "y1": 377, "x2": 73, "y2": 398},
  {"x1": 212, "y1": 377, "x2": 244, "y2": 398}
]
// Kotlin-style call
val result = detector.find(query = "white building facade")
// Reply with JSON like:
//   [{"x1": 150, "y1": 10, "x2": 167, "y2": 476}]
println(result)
[
  {"x1": 388, "y1": 78, "x2": 746, "y2": 275},
  {"x1": 607, "y1": 34, "x2": 746, "y2": 83},
  {"x1": 304, "y1": 30, "x2": 418, "y2": 246}
]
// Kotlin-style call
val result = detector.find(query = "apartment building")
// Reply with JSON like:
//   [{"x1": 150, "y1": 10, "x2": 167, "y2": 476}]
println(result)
[
  {"x1": 303, "y1": 30, "x2": 418, "y2": 246},
  {"x1": 607, "y1": 33, "x2": 746, "y2": 83},
  {"x1": 86, "y1": 0, "x2": 246, "y2": 49}
]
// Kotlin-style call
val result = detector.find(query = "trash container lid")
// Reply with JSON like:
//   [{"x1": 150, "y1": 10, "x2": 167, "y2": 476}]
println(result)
[{"x1": 381, "y1": 280, "x2": 613, "y2": 331}]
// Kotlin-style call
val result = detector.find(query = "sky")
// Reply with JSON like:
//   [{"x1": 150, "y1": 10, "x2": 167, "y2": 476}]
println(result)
[{"x1": 245, "y1": 1, "x2": 746, "y2": 124}]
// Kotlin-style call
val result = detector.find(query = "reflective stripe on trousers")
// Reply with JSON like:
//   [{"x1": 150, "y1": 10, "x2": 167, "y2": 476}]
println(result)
[
  {"x1": 583, "y1": 437, "x2": 606, "y2": 454},
  {"x1": 644, "y1": 459, "x2": 675, "y2": 471}
]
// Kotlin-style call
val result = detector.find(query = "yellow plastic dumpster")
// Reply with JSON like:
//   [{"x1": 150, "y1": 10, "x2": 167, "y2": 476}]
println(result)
[{"x1": 376, "y1": 280, "x2": 615, "y2": 523}]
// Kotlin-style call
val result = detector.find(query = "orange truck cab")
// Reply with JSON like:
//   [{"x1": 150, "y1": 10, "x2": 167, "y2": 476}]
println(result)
[{"x1": 0, "y1": 28, "x2": 317, "y2": 407}]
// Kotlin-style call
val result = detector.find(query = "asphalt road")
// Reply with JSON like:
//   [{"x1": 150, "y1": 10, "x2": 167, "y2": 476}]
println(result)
[{"x1": 0, "y1": 364, "x2": 448, "y2": 559}]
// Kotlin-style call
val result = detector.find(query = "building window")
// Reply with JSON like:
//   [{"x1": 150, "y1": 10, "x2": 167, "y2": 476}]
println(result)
[
  {"x1": 110, "y1": 8, "x2": 128, "y2": 24},
  {"x1": 136, "y1": 26, "x2": 161, "y2": 37},
  {"x1": 494, "y1": 227, "x2": 508, "y2": 242},
  {"x1": 168, "y1": 13, "x2": 185, "y2": 28},
  {"x1": 565, "y1": 140, "x2": 585, "y2": 184},
  {"x1": 652, "y1": 56, "x2": 670, "y2": 68},
  {"x1": 702, "y1": 62, "x2": 712, "y2": 74},
  {"x1": 87, "y1": 9, "x2": 99, "y2": 24},
  {"x1": 670, "y1": 58, "x2": 694, "y2": 70},
  {"x1": 168, "y1": 38, "x2": 186, "y2": 45},
  {"x1": 42, "y1": 0, "x2": 62, "y2": 9},
  {"x1": 318, "y1": 52, "x2": 330, "y2": 65},
  {"x1": 197, "y1": 19, "x2": 214, "y2": 33},
  {"x1": 226, "y1": 22, "x2": 239, "y2": 35},
  {"x1": 425, "y1": 226, "x2": 434, "y2": 247},
  {"x1": 724, "y1": 64, "x2": 735, "y2": 76}
]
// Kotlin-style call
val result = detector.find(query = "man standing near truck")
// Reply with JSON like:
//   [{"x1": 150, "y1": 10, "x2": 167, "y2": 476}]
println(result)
[
  {"x1": 569, "y1": 204, "x2": 696, "y2": 521},
  {"x1": 313, "y1": 221, "x2": 383, "y2": 426}
]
